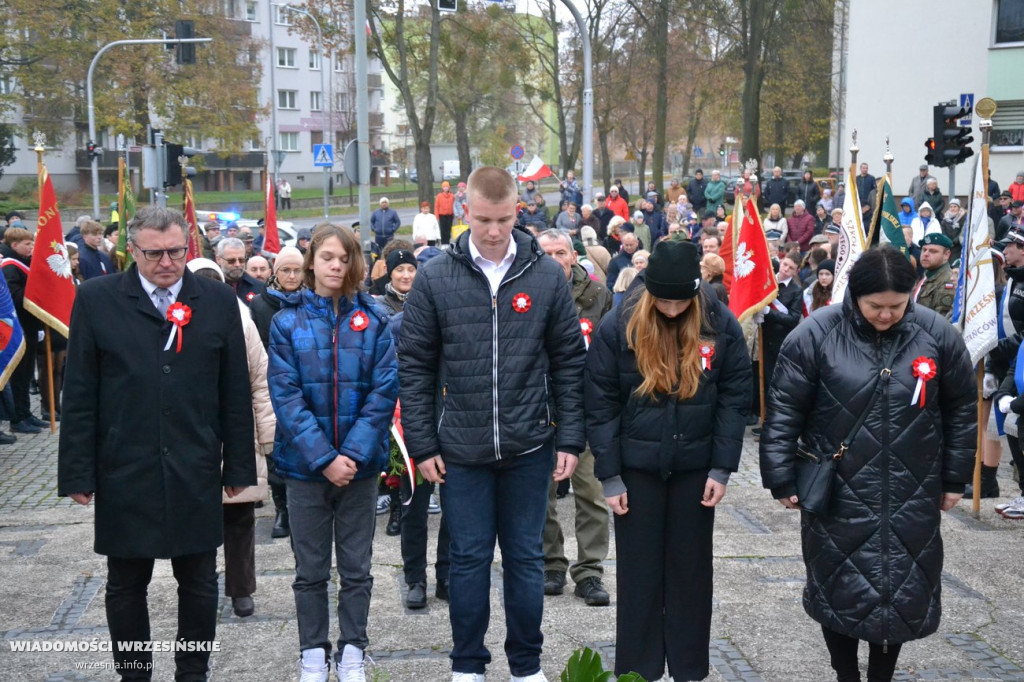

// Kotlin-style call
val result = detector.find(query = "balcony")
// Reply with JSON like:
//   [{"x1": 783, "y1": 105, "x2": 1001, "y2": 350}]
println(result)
[
  {"x1": 369, "y1": 112, "x2": 384, "y2": 129},
  {"x1": 367, "y1": 73, "x2": 383, "y2": 91}
]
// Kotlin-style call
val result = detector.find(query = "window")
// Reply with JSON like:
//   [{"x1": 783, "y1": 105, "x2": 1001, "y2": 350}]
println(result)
[
  {"x1": 277, "y1": 47, "x2": 296, "y2": 68},
  {"x1": 0, "y1": 74, "x2": 13, "y2": 95},
  {"x1": 992, "y1": 102, "x2": 1024, "y2": 149},
  {"x1": 245, "y1": 1, "x2": 258, "y2": 21},
  {"x1": 309, "y1": 51, "x2": 321, "y2": 70},
  {"x1": 995, "y1": 0, "x2": 1024, "y2": 44},
  {"x1": 334, "y1": 54, "x2": 345, "y2": 72},
  {"x1": 274, "y1": 5, "x2": 293, "y2": 24},
  {"x1": 280, "y1": 132, "x2": 299, "y2": 151},
  {"x1": 249, "y1": 138, "x2": 261, "y2": 151},
  {"x1": 277, "y1": 90, "x2": 297, "y2": 109},
  {"x1": 335, "y1": 93, "x2": 349, "y2": 111},
  {"x1": 310, "y1": 131, "x2": 324, "y2": 146},
  {"x1": 310, "y1": 91, "x2": 322, "y2": 111}
]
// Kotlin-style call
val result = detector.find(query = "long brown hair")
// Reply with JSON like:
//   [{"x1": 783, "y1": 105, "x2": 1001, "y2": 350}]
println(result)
[
  {"x1": 625, "y1": 290, "x2": 707, "y2": 401},
  {"x1": 303, "y1": 224, "x2": 365, "y2": 296}
]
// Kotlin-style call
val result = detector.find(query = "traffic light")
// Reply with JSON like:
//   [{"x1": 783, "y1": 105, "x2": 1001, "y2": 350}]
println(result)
[
  {"x1": 929, "y1": 102, "x2": 974, "y2": 168},
  {"x1": 175, "y1": 20, "x2": 195, "y2": 65},
  {"x1": 438, "y1": 0, "x2": 457, "y2": 12},
  {"x1": 164, "y1": 142, "x2": 199, "y2": 187},
  {"x1": 718, "y1": 143, "x2": 725, "y2": 158},
  {"x1": 87, "y1": 141, "x2": 100, "y2": 161}
]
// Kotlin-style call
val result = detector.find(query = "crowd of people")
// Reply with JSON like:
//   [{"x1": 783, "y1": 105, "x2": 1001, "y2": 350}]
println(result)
[{"x1": 0, "y1": 160, "x2": 1017, "y2": 682}]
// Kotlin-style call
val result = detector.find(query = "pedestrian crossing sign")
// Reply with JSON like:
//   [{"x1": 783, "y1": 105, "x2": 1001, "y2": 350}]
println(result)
[{"x1": 313, "y1": 144, "x2": 334, "y2": 167}]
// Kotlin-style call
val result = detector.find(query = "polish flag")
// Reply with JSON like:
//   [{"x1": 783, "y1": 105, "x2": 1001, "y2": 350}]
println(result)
[{"x1": 517, "y1": 155, "x2": 555, "y2": 182}]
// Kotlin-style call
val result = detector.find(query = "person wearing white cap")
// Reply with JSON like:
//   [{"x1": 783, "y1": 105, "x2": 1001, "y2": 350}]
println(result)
[{"x1": 370, "y1": 196, "x2": 401, "y2": 253}]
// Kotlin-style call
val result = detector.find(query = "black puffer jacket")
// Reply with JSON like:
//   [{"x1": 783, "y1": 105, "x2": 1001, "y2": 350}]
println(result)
[
  {"x1": 759, "y1": 296, "x2": 976, "y2": 645},
  {"x1": 585, "y1": 287, "x2": 751, "y2": 481},
  {"x1": 399, "y1": 229, "x2": 586, "y2": 465}
]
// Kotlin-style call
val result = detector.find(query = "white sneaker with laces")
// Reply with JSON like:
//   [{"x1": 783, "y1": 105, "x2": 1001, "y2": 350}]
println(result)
[
  {"x1": 428, "y1": 494, "x2": 442, "y2": 514},
  {"x1": 337, "y1": 644, "x2": 366, "y2": 681},
  {"x1": 298, "y1": 647, "x2": 330, "y2": 682},
  {"x1": 452, "y1": 674, "x2": 486, "y2": 682},
  {"x1": 995, "y1": 495, "x2": 1024, "y2": 513},
  {"x1": 376, "y1": 494, "x2": 391, "y2": 516},
  {"x1": 510, "y1": 673, "x2": 547, "y2": 682},
  {"x1": 1000, "y1": 496, "x2": 1024, "y2": 519}
]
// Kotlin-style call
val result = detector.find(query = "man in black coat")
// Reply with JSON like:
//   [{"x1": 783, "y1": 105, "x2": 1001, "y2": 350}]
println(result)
[
  {"x1": 399, "y1": 167, "x2": 585, "y2": 680},
  {"x1": 763, "y1": 166, "x2": 790, "y2": 211},
  {"x1": 58, "y1": 207, "x2": 255, "y2": 681},
  {"x1": 687, "y1": 169, "x2": 708, "y2": 213},
  {"x1": 216, "y1": 236, "x2": 265, "y2": 305},
  {"x1": 758, "y1": 254, "x2": 803, "y2": 418}
]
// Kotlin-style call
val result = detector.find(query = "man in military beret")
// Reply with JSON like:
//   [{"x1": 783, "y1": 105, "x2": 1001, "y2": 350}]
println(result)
[{"x1": 915, "y1": 233, "x2": 957, "y2": 317}]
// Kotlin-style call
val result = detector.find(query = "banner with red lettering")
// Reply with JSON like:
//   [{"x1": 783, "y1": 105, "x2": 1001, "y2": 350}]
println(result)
[
  {"x1": 262, "y1": 171, "x2": 281, "y2": 256},
  {"x1": 24, "y1": 168, "x2": 75, "y2": 336}
]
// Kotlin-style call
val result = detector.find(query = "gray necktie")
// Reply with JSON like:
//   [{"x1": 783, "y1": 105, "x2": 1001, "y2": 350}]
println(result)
[{"x1": 154, "y1": 288, "x2": 172, "y2": 317}]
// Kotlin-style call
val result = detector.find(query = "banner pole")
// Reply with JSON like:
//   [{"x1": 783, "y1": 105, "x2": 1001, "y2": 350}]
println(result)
[
  {"x1": 44, "y1": 329, "x2": 56, "y2": 433},
  {"x1": 758, "y1": 324, "x2": 766, "y2": 425},
  {"x1": 973, "y1": 364, "x2": 984, "y2": 515}
]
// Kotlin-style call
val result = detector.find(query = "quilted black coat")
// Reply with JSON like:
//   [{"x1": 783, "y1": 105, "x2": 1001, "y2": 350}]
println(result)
[
  {"x1": 585, "y1": 287, "x2": 751, "y2": 481},
  {"x1": 398, "y1": 229, "x2": 586, "y2": 465},
  {"x1": 759, "y1": 296, "x2": 976, "y2": 645}
]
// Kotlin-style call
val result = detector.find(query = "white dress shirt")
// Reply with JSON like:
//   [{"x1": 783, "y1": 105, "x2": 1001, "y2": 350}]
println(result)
[
  {"x1": 468, "y1": 236, "x2": 517, "y2": 296},
  {"x1": 138, "y1": 271, "x2": 184, "y2": 312}
]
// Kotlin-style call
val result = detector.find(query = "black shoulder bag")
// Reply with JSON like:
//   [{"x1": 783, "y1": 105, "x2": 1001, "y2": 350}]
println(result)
[{"x1": 794, "y1": 341, "x2": 897, "y2": 515}]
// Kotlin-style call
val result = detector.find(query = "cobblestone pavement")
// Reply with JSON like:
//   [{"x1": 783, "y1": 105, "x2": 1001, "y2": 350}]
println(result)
[{"x1": 2, "y1": 419, "x2": 1024, "y2": 681}]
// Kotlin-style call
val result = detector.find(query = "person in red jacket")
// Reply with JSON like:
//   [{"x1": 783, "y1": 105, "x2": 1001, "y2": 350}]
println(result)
[
  {"x1": 606, "y1": 185, "x2": 630, "y2": 221},
  {"x1": 787, "y1": 200, "x2": 817, "y2": 253},
  {"x1": 435, "y1": 181, "x2": 456, "y2": 245},
  {"x1": 1010, "y1": 171, "x2": 1024, "y2": 203}
]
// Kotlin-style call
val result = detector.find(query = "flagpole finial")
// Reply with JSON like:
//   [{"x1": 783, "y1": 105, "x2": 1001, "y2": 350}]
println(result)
[
  {"x1": 32, "y1": 131, "x2": 46, "y2": 153},
  {"x1": 849, "y1": 130, "x2": 859, "y2": 166}
]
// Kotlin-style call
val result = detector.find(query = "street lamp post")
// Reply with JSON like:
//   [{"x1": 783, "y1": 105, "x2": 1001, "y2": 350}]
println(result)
[
  {"x1": 558, "y1": 0, "x2": 592, "y2": 205},
  {"x1": 275, "y1": 3, "x2": 329, "y2": 219},
  {"x1": 87, "y1": 37, "x2": 212, "y2": 217}
]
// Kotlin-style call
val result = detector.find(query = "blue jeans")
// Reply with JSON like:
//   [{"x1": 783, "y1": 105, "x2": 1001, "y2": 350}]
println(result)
[{"x1": 441, "y1": 442, "x2": 555, "y2": 676}]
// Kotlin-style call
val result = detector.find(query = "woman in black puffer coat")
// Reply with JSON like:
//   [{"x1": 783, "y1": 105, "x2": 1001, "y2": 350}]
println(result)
[
  {"x1": 759, "y1": 247, "x2": 976, "y2": 682},
  {"x1": 586, "y1": 240, "x2": 751, "y2": 682}
]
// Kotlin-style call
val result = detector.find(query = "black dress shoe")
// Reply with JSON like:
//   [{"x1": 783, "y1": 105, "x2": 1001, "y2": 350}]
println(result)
[
  {"x1": 405, "y1": 582, "x2": 427, "y2": 609},
  {"x1": 11, "y1": 420, "x2": 42, "y2": 434},
  {"x1": 435, "y1": 578, "x2": 449, "y2": 602},
  {"x1": 0, "y1": 431, "x2": 17, "y2": 445},
  {"x1": 574, "y1": 577, "x2": 610, "y2": 606},
  {"x1": 385, "y1": 505, "x2": 401, "y2": 536},
  {"x1": 41, "y1": 411, "x2": 60, "y2": 422},
  {"x1": 232, "y1": 596, "x2": 255, "y2": 617},
  {"x1": 27, "y1": 415, "x2": 49, "y2": 428},
  {"x1": 271, "y1": 509, "x2": 290, "y2": 538},
  {"x1": 544, "y1": 570, "x2": 565, "y2": 596}
]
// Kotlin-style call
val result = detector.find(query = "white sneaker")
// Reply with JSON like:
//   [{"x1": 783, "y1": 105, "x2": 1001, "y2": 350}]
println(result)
[
  {"x1": 376, "y1": 494, "x2": 391, "y2": 516},
  {"x1": 510, "y1": 673, "x2": 547, "y2": 682},
  {"x1": 1000, "y1": 496, "x2": 1024, "y2": 519},
  {"x1": 428, "y1": 494, "x2": 442, "y2": 514},
  {"x1": 452, "y1": 674, "x2": 486, "y2": 682},
  {"x1": 337, "y1": 644, "x2": 366, "y2": 681},
  {"x1": 298, "y1": 648, "x2": 330, "y2": 682},
  {"x1": 995, "y1": 495, "x2": 1024, "y2": 513}
]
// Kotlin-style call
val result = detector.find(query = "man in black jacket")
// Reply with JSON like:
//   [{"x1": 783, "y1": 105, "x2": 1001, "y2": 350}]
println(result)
[
  {"x1": 763, "y1": 167, "x2": 790, "y2": 211},
  {"x1": 216, "y1": 237, "x2": 265, "y2": 305},
  {"x1": 58, "y1": 207, "x2": 255, "y2": 681},
  {"x1": 399, "y1": 167, "x2": 585, "y2": 682}
]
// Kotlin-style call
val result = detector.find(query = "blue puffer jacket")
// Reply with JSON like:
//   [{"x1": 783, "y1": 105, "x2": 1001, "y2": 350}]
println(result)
[{"x1": 268, "y1": 289, "x2": 398, "y2": 481}]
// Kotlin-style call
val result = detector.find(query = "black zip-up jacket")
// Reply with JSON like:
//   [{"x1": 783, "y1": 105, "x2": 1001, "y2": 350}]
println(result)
[
  {"x1": 759, "y1": 296, "x2": 976, "y2": 645},
  {"x1": 398, "y1": 229, "x2": 585, "y2": 465}
]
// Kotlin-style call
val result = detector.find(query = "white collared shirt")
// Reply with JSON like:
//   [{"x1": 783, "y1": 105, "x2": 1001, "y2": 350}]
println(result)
[
  {"x1": 468, "y1": 236, "x2": 517, "y2": 296},
  {"x1": 138, "y1": 270, "x2": 184, "y2": 312}
]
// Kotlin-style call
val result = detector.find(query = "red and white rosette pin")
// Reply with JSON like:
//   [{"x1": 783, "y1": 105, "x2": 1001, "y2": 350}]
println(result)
[
  {"x1": 350, "y1": 310, "x2": 369, "y2": 332},
  {"x1": 164, "y1": 302, "x2": 192, "y2": 353},
  {"x1": 512, "y1": 292, "x2": 531, "y2": 313},
  {"x1": 699, "y1": 343, "x2": 715, "y2": 371},
  {"x1": 580, "y1": 318, "x2": 594, "y2": 350},
  {"x1": 910, "y1": 356, "x2": 937, "y2": 408}
]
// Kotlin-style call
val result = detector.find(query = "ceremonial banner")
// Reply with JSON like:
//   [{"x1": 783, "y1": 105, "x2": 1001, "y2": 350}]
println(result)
[
  {"x1": 184, "y1": 176, "x2": 202, "y2": 261},
  {"x1": 720, "y1": 197, "x2": 740, "y2": 292},
  {"x1": 728, "y1": 198, "x2": 779, "y2": 323},
  {"x1": 116, "y1": 173, "x2": 136, "y2": 269},
  {"x1": 871, "y1": 177, "x2": 909, "y2": 258},
  {"x1": 0, "y1": 276, "x2": 25, "y2": 390},
  {"x1": 262, "y1": 171, "x2": 281, "y2": 256},
  {"x1": 951, "y1": 156, "x2": 998, "y2": 365},
  {"x1": 831, "y1": 167, "x2": 866, "y2": 304},
  {"x1": 24, "y1": 168, "x2": 75, "y2": 336}
]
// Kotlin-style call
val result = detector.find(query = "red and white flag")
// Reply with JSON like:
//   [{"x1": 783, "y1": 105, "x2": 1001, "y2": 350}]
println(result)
[
  {"x1": 262, "y1": 173, "x2": 281, "y2": 256},
  {"x1": 183, "y1": 176, "x2": 202, "y2": 261},
  {"x1": 727, "y1": 198, "x2": 778, "y2": 323},
  {"x1": 24, "y1": 168, "x2": 75, "y2": 337},
  {"x1": 517, "y1": 155, "x2": 555, "y2": 182}
]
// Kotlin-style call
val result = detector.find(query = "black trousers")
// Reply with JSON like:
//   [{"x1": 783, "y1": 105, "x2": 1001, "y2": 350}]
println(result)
[
  {"x1": 821, "y1": 626, "x2": 903, "y2": 682},
  {"x1": 438, "y1": 214, "x2": 453, "y2": 244},
  {"x1": 105, "y1": 551, "x2": 218, "y2": 681},
  {"x1": 613, "y1": 468, "x2": 714, "y2": 681},
  {"x1": 399, "y1": 477, "x2": 450, "y2": 585},
  {"x1": 1008, "y1": 436, "x2": 1024, "y2": 496},
  {"x1": 222, "y1": 502, "x2": 256, "y2": 598},
  {"x1": 9, "y1": 340, "x2": 35, "y2": 422}
]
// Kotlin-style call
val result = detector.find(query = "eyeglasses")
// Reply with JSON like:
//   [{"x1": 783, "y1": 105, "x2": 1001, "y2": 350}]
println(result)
[
  {"x1": 221, "y1": 257, "x2": 246, "y2": 265},
  {"x1": 277, "y1": 267, "x2": 303, "y2": 277},
  {"x1": 131, "y1": 244, "x2": 188, "y2": 261}
]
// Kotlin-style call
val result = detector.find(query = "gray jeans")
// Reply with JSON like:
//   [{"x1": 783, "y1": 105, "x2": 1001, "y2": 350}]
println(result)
[{"x1": 286, "y1": 475, "x2": 377, "y2": 656}]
